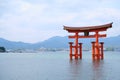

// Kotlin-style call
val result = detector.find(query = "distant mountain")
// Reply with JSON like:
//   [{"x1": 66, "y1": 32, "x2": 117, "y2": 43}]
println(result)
[
  {"x1": 102, "y1": 35, "x2": 120, "y2": 48},
  {"x1": 34, "y1": 36, "x2": 69, "y2": 48},
  {"x1": 0, "y1": 38, "x2": 32, "y2": 49},
  {"x1": 0, "y1": 35, "x2": 120, "y2": 49},
  {"x1": 34, "y1": 35, "x2": 120, "y2": 49}
]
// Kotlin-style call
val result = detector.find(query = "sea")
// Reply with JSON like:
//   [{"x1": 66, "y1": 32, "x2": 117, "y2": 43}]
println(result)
[{"x1": 0, "y1": 51, "x2": 120, "y2": 80}]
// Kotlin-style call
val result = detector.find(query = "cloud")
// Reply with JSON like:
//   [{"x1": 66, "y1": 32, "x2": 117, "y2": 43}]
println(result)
[{"x1": 0, "y1": 0, "x2": 120, "y2": 43}]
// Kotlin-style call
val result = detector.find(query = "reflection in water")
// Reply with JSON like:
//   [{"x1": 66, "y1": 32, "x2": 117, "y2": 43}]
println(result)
[
  {"x1": 69, "y1": 60, "x2": 82, "y2": 80},
  {"x1": 92, "y1": 60, "x2": 104, "y2": 80},
  {"x1": 69, "y1": 59, "x2": 105, "y2": 80}
]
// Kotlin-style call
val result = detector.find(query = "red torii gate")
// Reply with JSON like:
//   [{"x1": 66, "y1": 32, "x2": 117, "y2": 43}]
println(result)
[{"x1": 64, "y1": 22, "x2": 113, "y2": 60}]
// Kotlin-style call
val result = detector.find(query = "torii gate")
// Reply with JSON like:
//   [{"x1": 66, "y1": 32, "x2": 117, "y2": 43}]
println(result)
[{"x1": 64, "y1": 22, "x2": 113, "y2": 60}]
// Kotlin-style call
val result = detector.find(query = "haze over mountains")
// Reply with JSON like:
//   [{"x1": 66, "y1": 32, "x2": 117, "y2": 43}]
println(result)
[{"x1": 0, "y1": 35, "x2": 120, "y2": 50}]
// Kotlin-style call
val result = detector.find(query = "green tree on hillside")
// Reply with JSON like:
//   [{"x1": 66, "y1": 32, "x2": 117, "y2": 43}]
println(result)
[{"x1": 0, "y1": 47, "x2": 6, "y2": 52}]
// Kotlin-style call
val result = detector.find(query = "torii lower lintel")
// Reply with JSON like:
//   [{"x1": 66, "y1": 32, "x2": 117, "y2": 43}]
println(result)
[{"x1": 69, "y1": 34, "x2": 106, "y2": 38}]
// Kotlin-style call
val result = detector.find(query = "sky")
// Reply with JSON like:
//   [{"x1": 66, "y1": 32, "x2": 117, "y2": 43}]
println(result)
[{"x1": 0, "y1": 0, "x2": 120, "y2": 43}]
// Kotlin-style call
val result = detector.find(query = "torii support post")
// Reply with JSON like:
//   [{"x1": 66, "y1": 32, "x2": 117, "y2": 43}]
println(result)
[
  {"x1": 95, "y1": 31, "x2": 100, "y2": 60},
  {"x1": 69, "y1": 42, "x2": 82, "y2": 60},
  {"x1": 74, "y1": 32, "x2": 79, "y2": 59},
  {"x1": 91, "y1": 42, "x2": 95, "y2": 60},
  {"x1": 100, "y1": 42, "x2": 104, "y2": 60},
  {"x1": 93, "y1": 32, "x2": 104, "y2": 60},
  {"x1": 79, "y1": 43, "x2": 82, "y2": 59},
  {"x1": 91, "y1": 41, "x2": 104, "y2": 60},
  {"x1": 69, "y1": 42, "x2": 73, "y2": 60}
]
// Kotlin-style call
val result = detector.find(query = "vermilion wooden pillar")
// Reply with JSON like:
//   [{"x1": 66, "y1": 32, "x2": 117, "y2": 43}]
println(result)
[
  {"x1": 91, "y1": 41, "x2": 104, "y2": 60},
  {"x1": 69, "y1": 42, "x2": 82, "y2": 60},
  {"x1": 74, "y1": 32, "x2": 79, "y2": 59},
  {"x1": 100, "y1": 42, "x2": 104, "y2": 60},
  {"x1": 79, "y1": 43, "x2": 82, "y2": 59},
  {"x1": 95, "y1": 31, "x2": 100, "y2": 60},
  {"x1": 69, "y1": 42, "x2": 73, "y2": 60},
  {"x1": 91, "y1": 42, "x2": 95, "y2": 60}
]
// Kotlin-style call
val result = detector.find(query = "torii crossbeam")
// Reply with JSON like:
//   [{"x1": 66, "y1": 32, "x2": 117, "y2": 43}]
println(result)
[{"x1": 64, "y1": 22, "x2": 113, "y2": 60}]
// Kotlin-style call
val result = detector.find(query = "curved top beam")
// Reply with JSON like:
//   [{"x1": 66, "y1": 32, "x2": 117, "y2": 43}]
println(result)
[{"x1": 64, "y1": 22, "x2": 113, "y2": 32}]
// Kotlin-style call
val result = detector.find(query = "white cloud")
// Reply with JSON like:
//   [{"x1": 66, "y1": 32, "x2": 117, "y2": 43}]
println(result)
[{"x1": 0, "y1": 0, "x2": 120, "y2": 43}]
